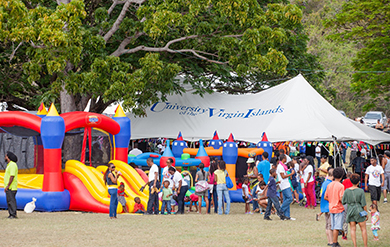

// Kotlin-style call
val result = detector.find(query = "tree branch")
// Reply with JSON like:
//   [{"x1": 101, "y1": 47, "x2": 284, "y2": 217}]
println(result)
[
  {"x1": 30, "y1": 41, "x2": 46, "y2": 49},
  {"x1": 104, "y1": 0, "x2": 147, "y2": 42},
  {"x1": 108, "y1": 0, "x2": 127, "y2": 16},
  {"x1": 9, "y1": 42, "x2": 23, "y2": 63},
  {"x1": 110, "y1": 31, "x2": 145, "y2": 56}
]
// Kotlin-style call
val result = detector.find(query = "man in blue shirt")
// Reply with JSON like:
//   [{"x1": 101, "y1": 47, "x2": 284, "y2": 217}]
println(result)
[
  {"x1": 318, "y1": 168, "x2": 334, "y2": 246},
  {"x1": 257, "y1": 152, "x2": 271, "y2": 184}
]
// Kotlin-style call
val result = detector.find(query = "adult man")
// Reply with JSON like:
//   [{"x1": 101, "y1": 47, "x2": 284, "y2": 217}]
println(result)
[
  {"x1": 319, "y1": 169, "x2": 334, "y2": 246},
  {"x1": 279, "y1": 149, "x2": 291, "y2": 163},
  {"x1": 129, "y1": 143, "x2": 142, "y2": 156},
  {"x1": 162, "y1": 158, "x2": 174, "y2": 188},
  {"x1": 365, "y1": 157, "x2": 384, "y2": 207},
  {"x1": 315, "y1": 145, "x2": 322, "y2": 168},
  {"x1": 4, "y1": 151, "x2": 18, "y2": 219},
  {"x1": 277, "y1": 154, "x2": 295, "y2": 220},
  {"x1": 324, "y1": 167, "x2": 345, "y2": 247},
  {"x1": 382, "y1": 151, "x2": 390, "y2": 203},
  {"x1": 318, "y1": 155, "x2": 330, "y2": 178},
  {"x1": 257, "y1": 152, "x2": 271, "y2": 185},
  {"x1": 141, "y1": 158, "x2": 160, "y2": 214},
  {"x1": 351, "y1": 151, "x2": 365, "y2": 175}
]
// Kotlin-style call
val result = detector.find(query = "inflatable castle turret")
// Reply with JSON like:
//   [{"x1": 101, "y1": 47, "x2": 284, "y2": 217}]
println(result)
[
  {"x1": 257, "y1": 132, "x2": 272, "y2": 160},
  {"x1": 172, "y1": 132, "x2": 187, "y2": 158},
  {"x1": 195, "y1": 139, "x2": 210, "y2": 169},
  {"x1": 209, "y1": 131, "x2": 223, "y2": 150},
  {"x1": 160, "y1": 140, "x2": 176, "y2": 168},
  {"x1": 222, "y1": 133, "x2": 238, "y2": 190}
]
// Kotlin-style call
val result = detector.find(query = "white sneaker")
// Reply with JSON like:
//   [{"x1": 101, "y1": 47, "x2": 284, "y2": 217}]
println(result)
[
  {"x1": 384, "y1": 198, "x2": 388, "y2": 203},
  {"x1": 290, "y1": 217, "x2": 296, "y2": 221}
]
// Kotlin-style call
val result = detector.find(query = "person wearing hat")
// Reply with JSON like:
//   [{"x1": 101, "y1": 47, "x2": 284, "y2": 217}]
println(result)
[
  {"x1": 318, "y1": 155, "x2": 330, "y2": 178},
  {"x1": 4, "y1": 151, "x2": 18, "y2": 219},
  {"x1": 244, "y1": 157, "x2": 258, "y2": 190}
]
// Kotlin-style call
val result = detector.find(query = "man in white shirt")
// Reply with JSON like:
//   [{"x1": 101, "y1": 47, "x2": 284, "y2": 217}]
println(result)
[
  {"x1": 141, "y1": 158, "x2": 160, "y2": 214},
  {"x1": 162, "y1": 158, "x2": 174, "y2": 189},
  {"x1": 365, "y1": 157, "x2": 385, "y2": 207},
  {"x1": 279, "y1": 149, "x2": 291, "y2": 163},
  {"x1": 129, "y1": 143, "x2": 143, "y2": 156},
  {"x1": 315, "y1": 145, "x2": 321, "y2": 168},
  {"x1": 277, "y1": 154, "x2": 295, "y2": 220},
  {"x1": 169, "y1": 167, "x2": 188, "y2": 214}
]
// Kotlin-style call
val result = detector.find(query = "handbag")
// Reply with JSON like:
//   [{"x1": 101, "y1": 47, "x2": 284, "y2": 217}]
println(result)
[
  {"x1": 225, "y1": 171, "x2": 234, "y2": 189},
  {"x1": 195, "y1": 180, "x2": 209, "y2": 193},
  {"x1": 352, "y1": 189, "x2": 366, "y2": 218}
]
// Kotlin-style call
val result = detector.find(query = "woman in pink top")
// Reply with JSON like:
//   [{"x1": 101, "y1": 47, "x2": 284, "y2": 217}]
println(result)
[{"x1": 207, "y1": 160, "x2": 218, "y2": 214}]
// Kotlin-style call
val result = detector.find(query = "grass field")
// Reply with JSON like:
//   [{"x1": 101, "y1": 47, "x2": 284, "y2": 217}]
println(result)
[{"x1": 1, "y1": 193, "x2": 389, "y2": 247}]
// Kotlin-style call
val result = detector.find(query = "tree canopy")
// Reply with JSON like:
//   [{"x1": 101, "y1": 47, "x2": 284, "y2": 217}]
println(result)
[
  {"x1": 0, "y1": 0, "x2": 321, "y2": 114},
  {"x1": 325, "y1": 0, "x2": 390, "y2": 111}
]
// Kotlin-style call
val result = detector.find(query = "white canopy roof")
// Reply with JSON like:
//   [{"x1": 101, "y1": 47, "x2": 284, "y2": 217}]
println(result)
[{"x1": 126, "y1": 74, "x2": 390, "y2": 145}]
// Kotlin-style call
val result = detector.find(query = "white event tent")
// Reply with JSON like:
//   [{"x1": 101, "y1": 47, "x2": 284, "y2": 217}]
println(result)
[{"x1": 126, "y1": 74, "x2": 390, "y2": 145}]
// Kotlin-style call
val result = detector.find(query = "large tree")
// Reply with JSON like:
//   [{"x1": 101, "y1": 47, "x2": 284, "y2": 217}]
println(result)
[
  {"x1": 1, "y1": 0, "x2": 313, "y2": 114},
  {"x1": 325, "y1": 0, "x2": 390, "y2": 112}
]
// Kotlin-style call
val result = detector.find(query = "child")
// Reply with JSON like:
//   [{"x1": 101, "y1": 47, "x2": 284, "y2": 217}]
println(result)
[
  {"x1": 370, "y1": 204, "x2": 380, "y2": 241},
  {"x1": 161, "y1": 180, "x2": 173, "y2": 215},
  {"x1": 118, "y1": 182, "x2": 129, "y2": 213},
  {"x1": 287, "y1": 161, "x2": 300, "y2": 203},
  {"x1": 264, "y1": 168, "x2": 286, "y2": 220},
  {"x1": 133, "y1": 197, "x2": 145, "y2": 214},
  {"x1": 242, "y1": 178, "x2": 252, "y2": 214},
  {"x1": 254, "y1": 181, "x2": 268, "y2": 213},
  {"x1": 185, "y1": 194, "x2": 199, "y2": 213}
]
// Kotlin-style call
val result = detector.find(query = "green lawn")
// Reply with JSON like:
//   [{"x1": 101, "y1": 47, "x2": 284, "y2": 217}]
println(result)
[{"x1": 1, "y1": 193, "x2": 388, "y2": 247}]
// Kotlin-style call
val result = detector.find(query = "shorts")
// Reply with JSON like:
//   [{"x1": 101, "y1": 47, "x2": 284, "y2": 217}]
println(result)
[
  {"x1": 369, "y1": 185, "x2": 381, "y2": 202},
  {"x1": 195, "y1": 190, "x2": 207, "y2": 197},
  {"x1": 292, "y1": 183, "x2": 299, "y2": 192},
  {"x1": 118, "y1": 196, "x2": 126, "y2": 207},
  {"x1": 382, "y1": 173, "x2": 390, "y2": 191},
  {"x1": 330, "y1": 212, "x2": 344, "y2": 230},
  {"x1": 325, "y1": 213, "x2": 331, "y2": 230}
]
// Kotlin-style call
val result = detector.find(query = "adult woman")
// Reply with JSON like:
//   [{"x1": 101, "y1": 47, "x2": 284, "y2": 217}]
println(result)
[
  {"x1": 244, "y1": 158, "x2": 258, "y2": 190},
  {"x1": 207, "y1": 161, "x2": 218, "y2": 214},
  {"x1": 214, "y1": 160, "x2": 231, "y2": 215},
  {"x1": 104, "y1": 163, "x2": 121, "y2": 219},
  {"x1": 169, "y1": 167, "x2": 188, "y2": 214},
  {"x1": 195, "y1": 163, "x2": 209, "y2": 214},
  {"x1": 342, "y1": 173, "x2": 368, "y2": 247}
]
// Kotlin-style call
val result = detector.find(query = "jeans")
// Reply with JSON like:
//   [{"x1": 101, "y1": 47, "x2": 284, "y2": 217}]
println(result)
[
  {"x1": 108, "y1": 188, "x2": 118, "y2": 217},
  {"x1": 147, "y1": 180, "x2": 160, "y2": 214},
  {"x1": 177, "y1": 185, "x2": 188, "y2": 214},
  {"x1": 264, "y1": 196, "x2": 284, "y2": 219},
  {"x1": 281, "y1": 188, "x2": 293, "y2": 217},
  {"x1": 161, "y1": 200, "x2": 171, "y2": 214},
  {"x1": 252, "y1": 185, "x2": 259, "y2": 211},
  {"x1": 316, "y1": 157, "x2": 321, "y2": 168},
  {"x1": 207, "y1": 185, "x2": 218, "y2": 213},
  {"x1": 217, "y1": 184, "x2": 231, "y2": 215},
  {"x1": 6, "y1": 190, "x2": 17, "y2": 217}
]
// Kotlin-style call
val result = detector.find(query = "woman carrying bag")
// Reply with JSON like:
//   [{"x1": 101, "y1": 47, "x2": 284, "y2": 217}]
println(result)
[
  {"x1": 342, "y1": 173, "x2": 368, "y2": 247},
  {"x1": 214, "y1": 160, "x2": 231, "y2": 215}
]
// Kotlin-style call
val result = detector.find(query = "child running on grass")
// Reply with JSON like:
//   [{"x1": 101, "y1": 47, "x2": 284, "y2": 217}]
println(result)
[
  {"x1": 118, "y1": 182, "x2": 129, "y2": 213},
  {"x1": 242, "y1": 178, "x2": 252, "y2": 214},
  {"x1": 370, "y1": 204, "x2": 380, "y2": 241}
]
